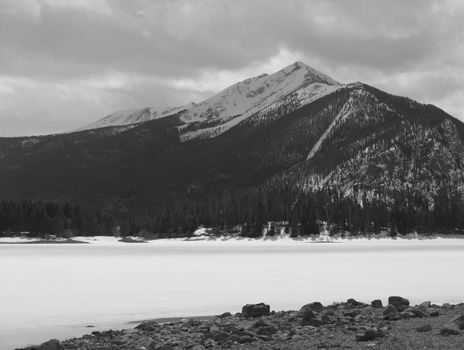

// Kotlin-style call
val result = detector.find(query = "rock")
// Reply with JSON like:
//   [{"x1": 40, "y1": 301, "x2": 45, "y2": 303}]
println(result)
[
  {"x1": 336, "y1": 316, "x2": 351, "y2": 325},
  {"x1": 419, "y1": 301, "x2": 431, "y2": 309},
  {"x1": 252, "y1": 318, "x2": 270, "y2": 327},
  {"x1": 371, "y1": 299, "x2": 383, "y2": 308},
  {"x1": 429, "y1": 309, "x2": 440, "y2": 317},
  {"x1": 355, "y1": 328, "x2": 384, "y2": 341},
  {"x1": 383, "y1": 304, "x2": 398, "y2": 316},
  {"x1": 440, "y1": 325, "x2": 461, "y2": 336},
  {"x1": 388, "y1": 296, "x2": 410, "y2": 311},
  {"x1": 416, "y1": 324, "x2": 432, "y2": 332},
  {"x1": 39, "y1": 340, "x2": 62, "y2": 350},
  {"x1": 238, "y1": 335, "x2": 254, "y2": 343},
  {"x1": 327, "y1": 303, "x2": 341, "y2": 311},
  {"x1": 306, "y1": 317, "x2": 323, "y2": 327},
  {"x1": 112, "y1": 337, "x2": 128, "y2": 345},
  {"x1": 218, "y1": 312, "x2": 232, "y2": 318},
  {"x1": 383, "y1": 305, "x2": 401, "y2": 320},
  {"x1": 407, "y1": 307, "x2": 428, "y2": 318},
  {"x1": 301, "y1": 302, "x2": 323, "y2": 313},
  {"x1": 242, "y1": 303, "x2": 270, "y2": 318},
  {"x1": 256, "y1": 325, "x2": 277, "y2": 337},
  {"x1": 299, "y1": 305, "x2": 316, "y2": 325},
  {"x1": 136, "y1": 320, "x2": 160, "y2": 332},
  {"x1": 343, "y1": 309, "x2": 360, "y2": 318},
  {"x1": 321, "y1": 314, "x2": 332, "y2": 324},
  {"x1": 212, "y1": 331, "x2": 228, "y2": 342},
  {"x1": 347, "y1": 298, "x2": 359, "y2": 307},
  {"x1": 451, "y1": 314, "x2": 464, "y2": 329}
]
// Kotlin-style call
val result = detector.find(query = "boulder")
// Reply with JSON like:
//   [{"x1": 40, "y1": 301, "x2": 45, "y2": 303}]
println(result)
[
  {"x1": 429, "y1": 309, "x2": 440, "y2": 317},
  {"x1": 347, "y1": 298, "x2": 360, "y2": 307},
  {"x1": 451, "y1": 314, "x2": 464, "y2": 330},
  {"x1": 210, "y1": 331, "x2": 227, "y2": 342},
  {"x1": 386, "y1": 313, "x2": 402, "y2": 321},
  {"x1": 383, "y1": 304, "x2": 398, "y2": 316},
  {"x1": 405, "y1": 307, "x2": 428, "y2": 318},
  {"x1": 355, "y1": 328, "x2": 385, "y2": 342},
  {"x1": 299, "y1": 305, "x2": 316, "y2": 325},
  {"x1": 440, "y1": 325, "x2": 461, "y2": 336},
  {"x1": 241, "y1": 303, "x2": 270, "y2": 318},
  {"x1": 238, "y1": 335, "x2": 254, "y2": 343},
  {"x1": 388, "y1": 296, "x2": 410, "y2": 311},
  {"x1": 39, "y1": 340, "x2": 62, "y2": 350},
  {"x1": 136, "y1": 320, "x2": 160, "y2": 332},
  {"x1": 302, "y1": 302, "x2": 324, "y2": 313},
  {"x1": 371, "y1": 299, "x2": 383, "y2": 308},
  {"x1": 321, "y1": 314, "x2": 332, "y2": 324},
  {"x1": 343, "y1": 309, "x2": 360, "y2": 318},
  {"x1": 306, "y1": 317, "x2": 323, "y2": 327},
  {"x1": 256, "y1": 325, "x2": 277, "y2": 337},
  {"x1": 416, "y1": 324, "x2": 432, "y2": 332},
  {"x1": 419, "y1": 301, "x2": 431, "y2": 309}
]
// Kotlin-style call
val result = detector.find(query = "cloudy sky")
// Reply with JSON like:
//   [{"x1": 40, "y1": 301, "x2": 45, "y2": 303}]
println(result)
[{"x1": 0, "y1": 0, "x2": 463, "y2": 136}]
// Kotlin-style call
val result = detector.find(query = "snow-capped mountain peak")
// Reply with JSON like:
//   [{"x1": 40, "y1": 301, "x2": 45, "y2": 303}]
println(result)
[
  {"x1": 178, "y1": 62, "x2": 341, "y2": 140},
  {"x1": 77, "y1": 62, "x2": 341, "y2": 138},
  {"x1": 78, "y1": 104, "x2": 192, "y2": 131}
]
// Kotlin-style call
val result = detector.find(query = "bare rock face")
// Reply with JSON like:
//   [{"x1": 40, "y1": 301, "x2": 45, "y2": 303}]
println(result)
[
  {"x1": 241, "y1": 303, "x2": 271, "y2": 318},
  {"x1": 371, "y1": 299, "x2": 383, "y2": 308}
]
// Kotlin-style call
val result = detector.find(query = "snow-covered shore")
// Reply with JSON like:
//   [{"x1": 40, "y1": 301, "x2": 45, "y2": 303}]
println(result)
[{"x1": 1, "y1": 233, "x2": 463, "y2": 246}]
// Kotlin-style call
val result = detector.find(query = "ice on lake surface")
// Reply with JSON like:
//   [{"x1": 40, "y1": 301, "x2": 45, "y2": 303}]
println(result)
[{"x1": 1, "y1": 237, "x2": 464, "y2": 349}]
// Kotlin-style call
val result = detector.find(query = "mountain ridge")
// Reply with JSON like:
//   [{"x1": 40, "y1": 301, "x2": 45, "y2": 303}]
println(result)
[
  {"x1": 0, "y1": 62, "x2": 463, "y2": 235},
  {"x1": 77, "y1": 62, "x2": 342, "y2": 140}
]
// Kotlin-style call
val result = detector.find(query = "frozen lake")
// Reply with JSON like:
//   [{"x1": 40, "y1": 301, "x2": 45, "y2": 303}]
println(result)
[{"x1": 1, "y1": 237, "x2": 464, "y2": 349}]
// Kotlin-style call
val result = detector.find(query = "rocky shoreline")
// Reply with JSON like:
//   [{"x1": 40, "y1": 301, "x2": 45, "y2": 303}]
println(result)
[{"x1": 18, "y1": 297, "x2": 464, "y2": 350}]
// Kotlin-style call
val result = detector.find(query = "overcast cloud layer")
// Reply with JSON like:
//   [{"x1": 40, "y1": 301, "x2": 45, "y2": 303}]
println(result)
[{"x1": 1, "y1": 0, "x2": 463, "y2": 136}]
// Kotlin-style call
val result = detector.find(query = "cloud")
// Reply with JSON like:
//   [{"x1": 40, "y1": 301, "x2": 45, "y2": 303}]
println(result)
[{"x1": 0, "y1": 0, "x2": 463, "y2": 136}]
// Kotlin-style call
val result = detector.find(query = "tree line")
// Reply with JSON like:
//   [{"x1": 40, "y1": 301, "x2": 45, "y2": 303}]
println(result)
[{"x1": 1, "y1": 185, "x2": 464, "y2": 238}]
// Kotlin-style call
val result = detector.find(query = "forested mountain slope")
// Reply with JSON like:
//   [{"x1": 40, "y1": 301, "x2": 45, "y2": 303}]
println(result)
[{"x1": 1, "y1": 63, "x2": 463, "y2": 236}]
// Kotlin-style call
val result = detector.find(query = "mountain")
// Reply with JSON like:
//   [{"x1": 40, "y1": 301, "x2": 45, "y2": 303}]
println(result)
[
  {"x1": 78, "y1": 104, "x2": 193, "y2": 131},
  {"x1": 77, "y1": 62, "x2": 341, "y2": 139},
  {"x1": 1, "y1": 62, "x2": 463, "y2": 235}
]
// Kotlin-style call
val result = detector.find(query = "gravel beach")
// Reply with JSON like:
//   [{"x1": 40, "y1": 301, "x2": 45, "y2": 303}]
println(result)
[{"x1": 17, "y1": 296, "x2": 464, "y2": 350}]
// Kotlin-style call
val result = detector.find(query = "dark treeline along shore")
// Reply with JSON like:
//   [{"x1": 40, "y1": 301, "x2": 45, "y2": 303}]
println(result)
[{"x1": 1, "y1": 183, "x2": 463, "y2": 238}]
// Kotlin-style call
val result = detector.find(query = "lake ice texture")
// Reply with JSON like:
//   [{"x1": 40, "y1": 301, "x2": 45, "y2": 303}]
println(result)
[{"x1": 1, "y1": 237, "x2": 464, "y2": 349}]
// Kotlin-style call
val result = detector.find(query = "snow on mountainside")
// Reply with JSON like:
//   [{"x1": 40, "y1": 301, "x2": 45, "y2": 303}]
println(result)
[
  {"x1": 78, "y1": 104, "x2": 193, "y2": 131},
  {"x1": 76, "y1": 62, "x2": 341, "y2": 139},
  {"x1": 178, "y1": 62, "x2": 341, "y2": 140}
]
